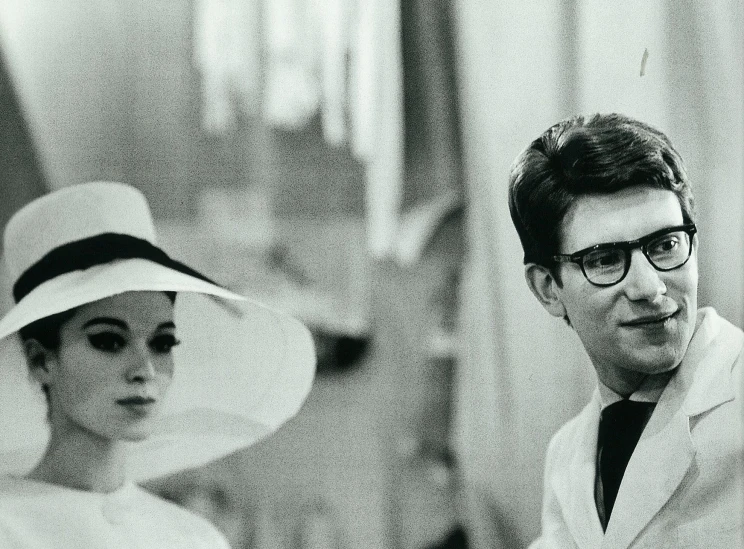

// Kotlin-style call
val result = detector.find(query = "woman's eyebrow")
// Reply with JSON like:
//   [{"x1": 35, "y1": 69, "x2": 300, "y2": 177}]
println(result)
[
  {"x1": 82, "y1": 317, "x2": 128, "y2": 330},
  {"x1": 158, "y1": 321, "x2": 176, "y2": 330}
]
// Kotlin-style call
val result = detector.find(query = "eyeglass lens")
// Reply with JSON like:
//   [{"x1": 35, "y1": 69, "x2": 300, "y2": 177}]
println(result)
[{"x1": 583, "y1": 230, "x2": 692, "y2": 285}]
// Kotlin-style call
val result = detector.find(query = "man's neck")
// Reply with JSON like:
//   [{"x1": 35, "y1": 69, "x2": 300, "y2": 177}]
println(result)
[{"x1": 595, "y1": 368, "x2": 647, "y2": 398}]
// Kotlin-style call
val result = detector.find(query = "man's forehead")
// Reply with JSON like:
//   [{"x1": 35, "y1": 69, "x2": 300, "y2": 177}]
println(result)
[{"x1": 560, "y1": 187, "x2": 684, "y2": 252}]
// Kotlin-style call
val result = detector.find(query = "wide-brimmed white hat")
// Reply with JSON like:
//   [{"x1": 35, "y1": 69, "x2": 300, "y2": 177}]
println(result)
[{"x1": 0, "y1": 182, "x2": 316, "y2": 481}]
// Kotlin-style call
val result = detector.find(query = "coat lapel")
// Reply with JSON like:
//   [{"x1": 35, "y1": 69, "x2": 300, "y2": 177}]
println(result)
[
  {"x1": 554, "y1": 390, "x2": 605, "y2": 549},
  {"x1": 602, "y1": 308, "x2": 743, "y2": 549},
  {"x1": 601, "y1": 382, "x2": 694, "y2": 549}
]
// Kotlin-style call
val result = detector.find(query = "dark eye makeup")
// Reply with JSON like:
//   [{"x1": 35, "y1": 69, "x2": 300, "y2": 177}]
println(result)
[
  {"x1": 150, "y1": 334, "x2": 181, "y2": 354},
  {"x1": 86, "y1": 332, "x2": 180, "y2": 354},
  {"x1": 87, "y1": 332, "x2": 126, "y2": 352}
]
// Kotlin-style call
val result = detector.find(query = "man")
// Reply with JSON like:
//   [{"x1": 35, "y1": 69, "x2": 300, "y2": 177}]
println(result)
[{"x1": 508, "y1": 113, "x2": 743, "y2": 548}]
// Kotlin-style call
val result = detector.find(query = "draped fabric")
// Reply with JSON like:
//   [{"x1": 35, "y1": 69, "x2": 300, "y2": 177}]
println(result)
[
  {"x1": 0, "y1": 48, "x2": 47, "y2": 241},
  {"x1": 0, "y1": 44, "x2": 47, "y2": 317},
  {"x1": 389, "y1": 0, "x2": 464, "y2": 265},
  {"x1": 193, "y1": 0, "x2": 466, "y2": 260},
  {"x1": 354, "y1": 0, "x2": 405, "y2": 258},
  {"x1": 452, "y1": 1, "x2": 744, "y2": 547},
  {"x1": 400, "y1": 0, "x2": 463, "y2": 212},
  {"x1": 0, "y1": 1, "x2": 133, "y2": 195},
  {"x1": 192, "y1": 0, "x2": 406, "y2": 257},
  {"x1": 193, "y1": 0, "x2": 263, "y2": 133},
  {"x1": 262, "y1": 0, "x2": 321, "y2": 131}
]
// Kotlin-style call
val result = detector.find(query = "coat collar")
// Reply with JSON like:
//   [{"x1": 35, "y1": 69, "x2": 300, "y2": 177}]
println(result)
[
  {"x1": 555, "y1": 308, "x2": 743, "y2": 549},
  {"x1": 680, "y1": 308, "x2": 743, "y2": 417}
]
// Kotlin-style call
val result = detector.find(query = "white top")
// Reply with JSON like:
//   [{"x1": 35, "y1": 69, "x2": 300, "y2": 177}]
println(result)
[{"x1": 0, "y1": 475, "x2": 231, "y2": 548}]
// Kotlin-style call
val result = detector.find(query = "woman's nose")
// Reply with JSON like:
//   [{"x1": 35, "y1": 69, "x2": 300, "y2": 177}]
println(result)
[
  {"x1": 622, "y1": 248, "x2": 667, "y2": 301},
  {"x1": 126, "y1": 344, "x2": 157, "y2": 383}
]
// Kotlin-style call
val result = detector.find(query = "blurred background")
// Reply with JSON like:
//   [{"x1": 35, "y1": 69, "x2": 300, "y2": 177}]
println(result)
[{"x1": 0, "y1": 1, "x2": 741, "y2": 548}]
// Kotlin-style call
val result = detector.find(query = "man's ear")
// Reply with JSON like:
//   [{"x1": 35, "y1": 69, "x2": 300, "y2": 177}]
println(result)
[
  {"x1": 524, "y1": 263, "x2": 567, "y2": 319},
  {"x1": 23, "y1": 339, "x2": 53, "y2": 386}
]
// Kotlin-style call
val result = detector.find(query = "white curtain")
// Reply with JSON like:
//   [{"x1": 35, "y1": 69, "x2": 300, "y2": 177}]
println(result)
[{"x1": 452, "y1": 1, "x2": 744, "y2": 547}]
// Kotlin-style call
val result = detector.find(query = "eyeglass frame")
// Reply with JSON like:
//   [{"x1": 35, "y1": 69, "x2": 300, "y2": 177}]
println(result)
[{"x1": 551, "y1": 223, "x2": 698, "y2": 287}]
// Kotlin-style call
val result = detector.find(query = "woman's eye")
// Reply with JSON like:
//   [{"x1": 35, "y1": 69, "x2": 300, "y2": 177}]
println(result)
[
  {"x1": 150, "y1": 334, "x2": 181, "y2": 354},
  {"x1": 88, "y1": 333, "x2": 126, "y2": 352}
]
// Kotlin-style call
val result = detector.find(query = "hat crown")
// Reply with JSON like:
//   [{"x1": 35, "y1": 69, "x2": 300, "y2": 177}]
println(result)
[{"x1": 3, "y1": 182, "x2": 156, "y2": 282}]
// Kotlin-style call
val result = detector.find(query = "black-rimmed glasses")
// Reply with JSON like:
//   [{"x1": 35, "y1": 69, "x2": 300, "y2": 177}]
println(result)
[{"x1": 552, "y1": 224, "x2": 697, "y2": 287}]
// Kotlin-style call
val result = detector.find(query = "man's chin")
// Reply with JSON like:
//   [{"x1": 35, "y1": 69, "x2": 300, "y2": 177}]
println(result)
[{"x1": 624, "y1": 348, "x2": 683, "y2": 376}]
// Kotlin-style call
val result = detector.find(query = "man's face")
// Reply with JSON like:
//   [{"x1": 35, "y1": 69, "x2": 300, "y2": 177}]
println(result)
[{"x1": 550, "y1": 186, "x2": 698, "y2": 393}]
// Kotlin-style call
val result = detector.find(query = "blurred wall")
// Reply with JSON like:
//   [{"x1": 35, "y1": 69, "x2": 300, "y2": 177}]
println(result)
[
  {"x1": 0, "y1": 46, "x2": 46, "y2": 240},
  {"x1": 452, "y1": 4, "x2": 593, "y2": 546},
  {"x1": 0, "y1": 2, "x2": 132, "y2": 195},
  {"x1": 0, "y1": 0, "x2": 365, "y2": 220}
]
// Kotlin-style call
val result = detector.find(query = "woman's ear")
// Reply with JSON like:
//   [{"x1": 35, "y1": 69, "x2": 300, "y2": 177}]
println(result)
[
  {"x1": 23, "y1": 339, "x2": 53, "y2": 385},
  {"x1": 524, "y1": 263, "x2": 567, "y2": 319}
]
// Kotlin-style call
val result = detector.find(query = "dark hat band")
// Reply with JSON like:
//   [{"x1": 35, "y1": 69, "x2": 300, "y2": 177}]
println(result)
[{"x1": 13, "y1": 232, "x2": 219, "y2": 303}]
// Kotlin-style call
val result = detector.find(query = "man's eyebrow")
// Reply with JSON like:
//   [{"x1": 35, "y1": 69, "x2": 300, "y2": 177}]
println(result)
[
  {"x1": 596, "y1": 225, "x2": 683, "y2": 247},
  {"x1": 158, "y1": 321, "x2": 176, "y2": 331},
  {"x1": 82, "y1": 317, "x2": 128, "y2": 330}
]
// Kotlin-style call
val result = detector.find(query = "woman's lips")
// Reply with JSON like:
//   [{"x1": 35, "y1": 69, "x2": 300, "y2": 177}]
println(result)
[{"x1": 117, "y1": 396, "x2": 156, "y2": 414}]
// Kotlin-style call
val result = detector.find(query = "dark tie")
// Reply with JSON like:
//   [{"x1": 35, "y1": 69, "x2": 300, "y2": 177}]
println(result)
[{"x1": 597, "y1": 399, "x2": 656, "y2": 528}]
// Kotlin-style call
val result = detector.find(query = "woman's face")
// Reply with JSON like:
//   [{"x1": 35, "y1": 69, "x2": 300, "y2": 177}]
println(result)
[{"x1": 34, "y1": 291, "x2": 177, "y2": 443}]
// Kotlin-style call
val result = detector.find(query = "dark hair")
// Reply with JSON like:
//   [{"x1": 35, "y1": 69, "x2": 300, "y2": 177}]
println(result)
[
  {"x1": 17, "y1": 309, "x2": 76, "y2": 407},
  {"x1": 508, "y1": 113, "x2": 695, "y2": 267},
  {"x1": 18, "y1": 309, "x2": 78, "y2": 350},
  {"x1": 18, "y1": 291, "x2": 178, "y2": 350}
]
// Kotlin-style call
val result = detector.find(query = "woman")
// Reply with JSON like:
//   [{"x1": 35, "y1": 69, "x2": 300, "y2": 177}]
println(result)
[{"x1": 0, "y1": 182, "x2": 316, "y2": 547}]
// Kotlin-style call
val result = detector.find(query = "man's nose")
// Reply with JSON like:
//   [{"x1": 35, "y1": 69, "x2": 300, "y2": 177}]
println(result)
[
  {"x1": 127, "y1": 343, "x2": 156, "y2": 383},
  {"x1": 622, "y1": 248, "x2": 666, "y2": 301}
]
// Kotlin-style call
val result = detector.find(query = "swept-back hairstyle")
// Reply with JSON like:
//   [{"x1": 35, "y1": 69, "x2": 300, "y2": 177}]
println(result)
[{"x1": 508, "y1": 113, "x2": 695, "y2": 266}]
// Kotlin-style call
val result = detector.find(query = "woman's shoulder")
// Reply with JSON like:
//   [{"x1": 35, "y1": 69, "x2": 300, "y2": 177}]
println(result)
[
  {"x1": 0, "y1": 476, "x2": 230, "y2": 548},
  {"x1": 0, "y1": 474, "x2": 71, "y2": 501},
  {"x1": 128, "y1": 485, "x2": 231, "y2": 547},
  {"x1": 0, "y1": 475, "x2": 108, "y2": 548},
  {"x1": 0, "y1": 474, "x2": 112, "y2": 524}
]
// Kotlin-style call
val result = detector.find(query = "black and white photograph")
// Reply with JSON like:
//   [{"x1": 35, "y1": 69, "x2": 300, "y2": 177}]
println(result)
[{"x1": 0, "y1": 1, "x2": 742, "y2": 548}]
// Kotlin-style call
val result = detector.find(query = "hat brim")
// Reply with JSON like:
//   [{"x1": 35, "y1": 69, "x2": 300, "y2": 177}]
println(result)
[
  {"x1": 0, "y1": 258, "x2": 247, "y2": 340},
  {"x1": 0, "y1": 259, "x2": 316, "y2": 480}
]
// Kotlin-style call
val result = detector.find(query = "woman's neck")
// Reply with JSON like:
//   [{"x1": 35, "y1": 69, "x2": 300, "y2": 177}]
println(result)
[{"x1": 27, "y1": 424, "x2": 126, "y2": 493}]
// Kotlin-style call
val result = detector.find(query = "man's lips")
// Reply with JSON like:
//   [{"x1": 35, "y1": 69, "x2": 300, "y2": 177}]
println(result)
[{"x1": 621, "y1": 310, "x2": 679, "y2": 327}]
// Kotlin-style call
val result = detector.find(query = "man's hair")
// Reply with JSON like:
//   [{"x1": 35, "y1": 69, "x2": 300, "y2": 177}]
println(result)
[{"x1": 508, "y1": 113, "x2": 695, "y2": 266}]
